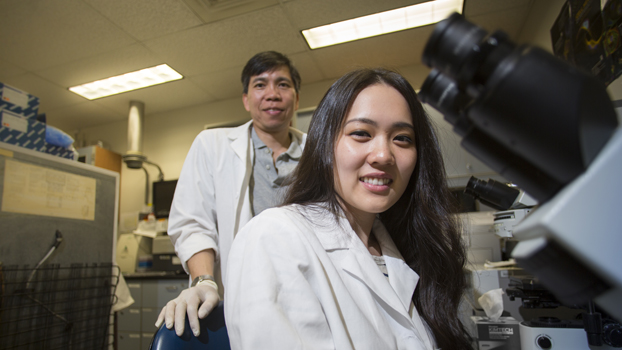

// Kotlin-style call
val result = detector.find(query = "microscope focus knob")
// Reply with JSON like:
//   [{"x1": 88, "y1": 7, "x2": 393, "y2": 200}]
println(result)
[
  {"x1": 603, "y1": 321, "x2": 622, "y2": 347},
  {"x1": 536, "y1": 335, "x2": 552, "y2": 349}
]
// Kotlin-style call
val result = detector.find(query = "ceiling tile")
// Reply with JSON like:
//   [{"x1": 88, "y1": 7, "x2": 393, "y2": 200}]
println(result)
[
  {"x1": 181, "y1": 0, "x2": 279, "y2": 24},
  {"x1": 0, "y1": 0, "x2": 136, "y2": 70},
  {"x1": 35, "y1": 44, "x2": 164, "y2": 87},
  {"x1": 287, "y1": 52, "x2": 327, "y2": 85},
  {"x1": 84, "y1": 0, "x2": 203, "y2": 40},
  {"x1": 143, "y1": 5, "x2": 308, "y2": 76},
  {"x1": 0, "y1": 58, "x2": 26, "y2": 80},
  {"x1": 189, "y1": 66, "x2": 243, "y2": 101}
]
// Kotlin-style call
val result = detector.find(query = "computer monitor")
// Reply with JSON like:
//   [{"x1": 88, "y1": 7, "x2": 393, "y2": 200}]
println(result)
[{"x1": 152, "y1": 180, "x2": 177, "y2": 219}]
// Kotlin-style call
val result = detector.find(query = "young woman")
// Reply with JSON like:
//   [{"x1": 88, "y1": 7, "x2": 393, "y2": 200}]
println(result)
[{"x1": 225, "y1": 68, "x2": 471, "y2": 350}]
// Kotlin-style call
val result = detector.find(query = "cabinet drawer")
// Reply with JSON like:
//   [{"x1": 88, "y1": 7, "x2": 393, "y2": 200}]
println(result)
[
  {"x1": 126, "y1": 281, "x2": 143, "y2": 307},
  {"x1": 117, "y1": 308, "x2": 141, "y2": 332},
  {"x1": 141, "y1": 307, "x2": 160, "y2": 332},
  {"x1": 142, "y1": 279, "x2": 188, "y2": 307},
  {"x1": 117, "y1": 332, "x2": 141, "y2": 350}
]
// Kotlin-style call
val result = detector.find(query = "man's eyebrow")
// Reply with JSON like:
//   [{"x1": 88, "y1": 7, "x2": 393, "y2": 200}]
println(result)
[
  {"x1": 251, "y1": 77, "x2": 267, "y2": 84},
  {"x1": 250, "y1": 76, "x2": 292, "y2": 85},
  {"x1": 275, "y1": 76, "x2": 292, "y2": 83}
]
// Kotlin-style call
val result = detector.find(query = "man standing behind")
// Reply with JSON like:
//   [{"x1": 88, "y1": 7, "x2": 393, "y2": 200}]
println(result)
[{"x1": 155, "y1": 51, "x2": 305, "y2": 337}]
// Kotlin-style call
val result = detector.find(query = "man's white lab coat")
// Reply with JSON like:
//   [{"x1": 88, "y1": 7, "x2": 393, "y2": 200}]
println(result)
[
  {"x1": 225, "y1": 204, "x2": 437, "y2": 350},
  {"x1": 168, "y1": 120, "x2": 306, "y2": 288}
]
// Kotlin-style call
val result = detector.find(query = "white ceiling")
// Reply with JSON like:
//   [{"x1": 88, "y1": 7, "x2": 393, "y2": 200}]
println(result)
[{"x1": 0, "y1": 0, "x2": 535, "y2": 132}]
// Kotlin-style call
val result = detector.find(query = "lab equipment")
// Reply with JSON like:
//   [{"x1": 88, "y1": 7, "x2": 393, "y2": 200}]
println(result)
[
  {"x1": 463, "y1": 177, "x2": 535, "y2": 237},
  {"x1": 463, "y1": 176, "x2": 536, "y2": 260},
  {"x1": 506, "y1": 278, "x2": 621, "y2": 349},
  {"x1": 116, "y1": 233, "x2": 153, "y2": 274},
  {"x1": 420, "y1": 12, "x2": 621, "y2": 348}
]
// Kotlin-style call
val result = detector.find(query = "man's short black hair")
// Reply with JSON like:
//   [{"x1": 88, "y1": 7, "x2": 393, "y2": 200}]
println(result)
[{"x1": 241, "y1": 51, "x2": 301, "y2": 94}]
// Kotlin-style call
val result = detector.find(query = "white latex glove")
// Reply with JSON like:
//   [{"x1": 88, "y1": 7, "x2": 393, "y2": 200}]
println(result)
[{"x1": 155, "y1": 281, "x2": 219, "y2": 337}]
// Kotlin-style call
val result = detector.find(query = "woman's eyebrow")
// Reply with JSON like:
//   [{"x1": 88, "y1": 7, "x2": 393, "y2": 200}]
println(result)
[
  {"x1": 345, "y1": 118, "x2": 414, "y2": 131},
  {"x1": 345, "y1": 118, "x2": 377, "y2": 126},
  {"x1": 392, "y1": 122, "x2": 415, "y2": 131}
]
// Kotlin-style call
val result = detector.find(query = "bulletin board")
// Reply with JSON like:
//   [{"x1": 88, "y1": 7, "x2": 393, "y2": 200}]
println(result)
[{"x1": 0, "y1": 142, "x2": 118, "y2": 267}]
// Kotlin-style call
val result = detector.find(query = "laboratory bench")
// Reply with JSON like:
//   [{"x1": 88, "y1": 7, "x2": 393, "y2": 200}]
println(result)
[{"x1": 116, "y1": 272, "x2": 189, "y2": 350}]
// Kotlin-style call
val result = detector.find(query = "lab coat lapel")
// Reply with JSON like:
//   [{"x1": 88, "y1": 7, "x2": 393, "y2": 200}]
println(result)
[
  {"x1": 326, "y1": 217, "x2": 414, "y2": 320},
  {"x1": 228, "y1": 121, "x2": 254, "y2": 234},
  {"x1": 229, "y1": 120, "x2": 252, "y2": 162},
  {"x1": 373, "y1": 220, "x2": 419, "y2": 311},
  {"x1": 375, "y1": 222, "x2": 436, "y2": 350},
  {"x1": 340, "y1": 250, "x2": 410, "y2": 317}
]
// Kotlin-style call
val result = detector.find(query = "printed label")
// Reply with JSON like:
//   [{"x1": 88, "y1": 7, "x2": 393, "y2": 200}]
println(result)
[
  {"x1": 2, "y1": 85, "x2": 29, "y2": 108},
  {"x1": 1, "y1": 111, "x2": 28, "y2": 133}
]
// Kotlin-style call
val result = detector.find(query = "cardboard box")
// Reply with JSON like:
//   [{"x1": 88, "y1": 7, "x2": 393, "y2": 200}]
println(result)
[
  {"x1": 0, "y1": 82, "x2": 40, "y2": 119},
  {"x1": 0, "y1": 110, "x2": 46, "y2": 151},
  {"x1": 470, "y1": 316, "x2": 521, "y2": 350}
]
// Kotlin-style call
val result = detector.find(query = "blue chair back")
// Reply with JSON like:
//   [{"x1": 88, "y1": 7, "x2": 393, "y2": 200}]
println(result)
[{"x1": 148, "y1": 301, "x2": 230, "y2": 350}]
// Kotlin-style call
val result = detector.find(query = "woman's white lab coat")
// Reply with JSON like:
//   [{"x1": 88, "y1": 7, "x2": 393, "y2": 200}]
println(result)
[{"x1": 225, "y1": 204, "x2": 437, "y2": 350}]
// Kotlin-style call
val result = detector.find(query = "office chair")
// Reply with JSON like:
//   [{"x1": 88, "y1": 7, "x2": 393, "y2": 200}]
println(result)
[{"x1": 149, "y1": 301, "x2": 230, "y2": 350}]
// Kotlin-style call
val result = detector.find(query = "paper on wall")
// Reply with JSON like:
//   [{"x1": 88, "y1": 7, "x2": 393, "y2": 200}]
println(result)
[{"x1": 2, "y1": 159, "x2": 96, "y2": 220}]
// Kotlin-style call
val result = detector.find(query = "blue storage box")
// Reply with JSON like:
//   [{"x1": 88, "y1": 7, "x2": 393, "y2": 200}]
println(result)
[
  {"x1": 42, "y1": 144, "x2": 76, "y2": 160},
  {"x1": 0, "y1": 82, "x2": 40, "y2": 119},
  {"x1": 0, "y1": 110, "x2": 46, "y2": 151}
]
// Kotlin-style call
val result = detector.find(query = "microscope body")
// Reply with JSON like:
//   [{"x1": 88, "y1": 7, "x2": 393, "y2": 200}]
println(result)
[{"x1": 420, "y1": 12, "x2": 622, "y2": 348}]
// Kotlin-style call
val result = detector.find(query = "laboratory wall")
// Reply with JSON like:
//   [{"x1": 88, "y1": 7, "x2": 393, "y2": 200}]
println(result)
[{"x1": 76, "y1": 0, "x2": 621, "y2": 233}]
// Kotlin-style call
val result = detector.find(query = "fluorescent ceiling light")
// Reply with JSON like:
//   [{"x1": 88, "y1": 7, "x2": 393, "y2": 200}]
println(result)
[
  {"x1": 69, "y1": 64, "x2": 183, "y2": 100},
  {"x1": 302, "y1": 0, "x2": 463, "y2": 49}
]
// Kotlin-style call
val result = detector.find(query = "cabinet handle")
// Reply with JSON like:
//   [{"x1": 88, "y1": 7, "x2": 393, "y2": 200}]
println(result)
[{"x1": 166, "y1": 285, "x2": 179, "y2": 292}]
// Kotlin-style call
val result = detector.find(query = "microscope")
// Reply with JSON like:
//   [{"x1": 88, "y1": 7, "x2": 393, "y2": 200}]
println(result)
[
  {"x1": 464, "y1": 176, "x2": 620, "y2": 349},
  {"x1": 419, "y1": 13, "x2": 621, "y2": 350},
  {"x1": 464, "y1": 176, "x2": 537, "y2": 259}
]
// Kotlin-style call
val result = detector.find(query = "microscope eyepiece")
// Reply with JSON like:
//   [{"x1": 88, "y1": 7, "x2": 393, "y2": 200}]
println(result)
[{"x1": 464, "y1": 176, "x2": 520, "y2": 211}]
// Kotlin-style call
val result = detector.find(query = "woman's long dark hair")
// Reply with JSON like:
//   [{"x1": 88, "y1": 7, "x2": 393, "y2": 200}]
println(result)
[{"x1": 283, "y1": 68, "x2": 471, "y2": 349}]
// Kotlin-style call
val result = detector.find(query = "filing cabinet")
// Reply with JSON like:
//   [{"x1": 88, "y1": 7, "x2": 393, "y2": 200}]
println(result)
[{"x1": 117, "y1": 277, "x2": 188, "y2": 350}]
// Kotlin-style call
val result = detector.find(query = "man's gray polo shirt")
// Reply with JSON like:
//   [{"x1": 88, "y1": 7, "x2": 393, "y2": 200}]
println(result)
[{"x1": 250, "y1": 126, "x2": 303, "y2": 215}]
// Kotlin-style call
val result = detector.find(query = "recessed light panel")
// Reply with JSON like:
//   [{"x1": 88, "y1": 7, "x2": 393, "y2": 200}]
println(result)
[
  {"x1": 69, "y1": 64, "x2": 183, "y2": 100},
  {"x1": 302, "y1": 0, "x2": 464, "y2": 49}
]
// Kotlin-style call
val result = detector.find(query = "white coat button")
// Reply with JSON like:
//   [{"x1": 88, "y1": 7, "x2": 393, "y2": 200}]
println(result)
[{"x1": 265, "y1": 165, "x2": 270, "y2": 170}]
